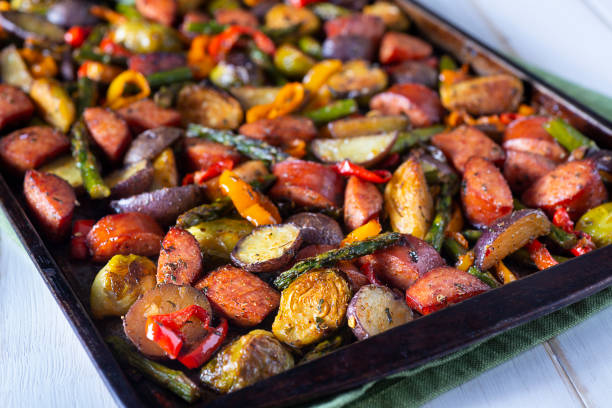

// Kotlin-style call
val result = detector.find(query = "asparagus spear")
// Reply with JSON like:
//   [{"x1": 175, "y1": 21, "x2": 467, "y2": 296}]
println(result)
[
  {"x1": 248, "y1": 43, "x2": 288, "y2": 86},
  {"x1": 298, "y1": 36, "x2": 323, "y2": 59},
  {"x1": 146, "y1": 67, "x2": 193, "y2": 88},
  {"x1": 304, "y1": 99, "x2": 358, "y2": 126},
  {"x1": 274, "y1": 232, "x2": 402, "y2": 290},
  {"x1": 187, "y1": 124, "x2": 289, "y2": 165},
  {"x1": 76, "y1": 77, "x2": 98, "y2": 116},
  {"x1": 106, "y1": 336, "x2": 201, "y2": 403},
  {"x1": 425, "y1": 174, "x2": 458, "y2": 252},
  {"x1": 442, "y1": 237, "x2": 500, "y2": 288},
  {"x1": 71, "y1": 120, "x2": 110, "y2": 199},
  {"x1": 439, "y1": 54, "x2": 458, "y2": 71},
  {"x1": 390, "y1": 125, "x2": 445, "y2": 154},
  {"x1": 467, "y1": 266, "x2": 501, "y2": 288},
  {"x1": 186, "y1": 21, "x2": 227, "y2": 34},
  {"x1": 544, "y1": 117, "x2": 599, "y2": 153}
]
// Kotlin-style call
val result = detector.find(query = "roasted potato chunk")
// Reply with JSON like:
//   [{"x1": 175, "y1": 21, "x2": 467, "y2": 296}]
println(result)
[
  {"x1": 187, "y1": 218, "x2": 254, "y2": 261},
  {"x1": 177, "y1": 84, "x2": 243, "y2": 130}
]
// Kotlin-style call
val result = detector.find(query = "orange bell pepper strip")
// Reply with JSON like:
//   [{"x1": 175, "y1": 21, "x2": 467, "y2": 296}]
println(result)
[
  {"x1": 495, "y1": 261, "x2": 518, "y2": 284},
  {"x1": 218, "y1": 170, "x2": 281, "y2": 226},
  {"x1": 456, "y1": 250, "x2": 475, "y2": 271},
  {"x1": 246, "y1": 82, "x2": 305, "y2": 123},
  {"x1": 106, "y1": 70, "x2": 151, "y2": 110},
  {"x1": 77, "y1": 61, "x2": 122, "y2": 83},
  {"x1": 90, "y1": 5, "x2": 126, "y2": 25},
  {"x1": 341, "y1": 219, "x2": 382, "y2": 247},
  {"x1": 284, "y1": 139, "x2": 307, "y2": 158},
  {"x1": 188, "y1": 35, "x2": 215, "y2": 79}
]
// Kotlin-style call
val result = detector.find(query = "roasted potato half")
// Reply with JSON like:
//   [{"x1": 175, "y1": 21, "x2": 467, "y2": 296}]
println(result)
[
  {"x1": 187, "y1": 218, "x2": 254, "y2": 261},
  {"x1": 231, "y1": 223, "x2": 303, "y2": 273},
  {"x1": 90, "y1": 255, "x2": 157, "y2": 319},
  {"x1": 285, "y1": 212, "x2": 344, "y2": 246},
  {"x1": 104, "y1": 160, "x2": 154, "y2": 199},
  {"x1": 311, "y1": 131, "x2": 397, "y2": 167},
  {"x1": 177, "y1": 84, "x2": 243, "y2": 130},
  {"x1": 327, "y1": 60, "x2": 388, "y2": 101},
  {"x1": 272, "y1": 268, "x2": 351, "y2": 348}
]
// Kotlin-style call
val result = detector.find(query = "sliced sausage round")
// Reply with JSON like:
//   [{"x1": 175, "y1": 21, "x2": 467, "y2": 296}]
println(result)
[
  {"x1": 379, "y1": 32, "x2": 432, "y2": 64},
  {"x1": 369, "y1": 83, "x2": 443, "y2": 127},
  {"x1": 239, "y1": 116, "x2": 317, "y2": 148},
  {"x1": 157, "y1": 227, "x2": 203, "y2": 285},
  {"x1": 344, "y1": 176, "x2": 383, "y2": 231},
  {"x1": 0, "y1": 126, "x2": 70, "y2": 173},
  {"x1": 84, "y1": 107, "x2": 131, "y2": 162},
  {"x1": 503, "y1": 150, "x2": 556, "y2": 193},
  {"x1": 0, "y1": 84, "x2": 34, "y2": 130}
]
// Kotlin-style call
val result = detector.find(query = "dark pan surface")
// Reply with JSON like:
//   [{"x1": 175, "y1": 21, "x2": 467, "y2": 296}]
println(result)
[{"x1": 1, "y1": 1, "x2": 611, "y2": 407}]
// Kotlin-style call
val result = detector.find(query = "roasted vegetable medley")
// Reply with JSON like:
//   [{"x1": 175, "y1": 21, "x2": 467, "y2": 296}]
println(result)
[{"x1": 1, "y1": 0, "x2": 612, "y2": 402}]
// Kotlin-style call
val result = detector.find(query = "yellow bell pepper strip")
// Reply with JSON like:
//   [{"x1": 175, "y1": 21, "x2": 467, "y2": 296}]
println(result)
[
  {"x1": 495, "y1": 261, "x2": 518, "y2": 284},
  {"x1": 246, "y1": 82, "x2": 305, "y2": 123},
  {"x1": 445, "y1": 204, "x2": 464, "y2": 234},
  {"x1": 218, "y1": 170, "x2": 281, "y2": 226},
  {"x1": 106, "y1": 70, "x2": 150, "y2": 110},
  {"x1": 303, "y1": 85, "x2": 332, "y2": 112},
  {"x1": 18, "y1": 48, "x2": 58, "y2": 79},
  {"x1": 284, "y1": 139, "x2": 307, "y2": 158},
  {"x1": 303, "y1": 59, "x2": 342, "y2": 95},
  {"x1": 341, "y1": 219, "x2": 382, "y2": 247},
  {"x1": 77, "y1": 61, "x2": 122, "y2": 83},
  {"x1": 187, "y1": 35, "x2": 215, "y2": 79},
  {"x1": 456, "y1": 250, "x2": 474, "y2": 271}
]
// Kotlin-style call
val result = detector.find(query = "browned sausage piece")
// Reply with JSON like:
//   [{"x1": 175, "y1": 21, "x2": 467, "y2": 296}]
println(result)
[
  {"x1": 0, "y1": 126, "x2": 70, "y2": 173},
  {"x1": 324, "y1": 14, "x2": 385, "y2": 45},
  {"x1": 184, "y1": 139, "x2": 242, "y2": 171},
  {"x1": 461, "y1": 156, "x2": 513, "y2": 227},
  {"x1": 117, "y1": 99, "x2": 181, "y2": 133},
  {"x1": 369, "y1": 83, "x2": 443, "y2": 127},
  {"x1": 431, "y1": 126, "x2": 505, "y2": 173},
  {"x1": 503, "y1": 150, "x2": 556, "y2": 193},
  {"x1": 503, "y1": 116, "x2": 553, "y2": 142},
  {"x1": 0, "y1": 84, "x2": 34, "y2": 130},
  {"x1": 379, "y1": 32, "x2": 432, "y2": 64},
  {"x1": 503, "y1": 138, "x2": 566, "y2": 163},
  {"x1": 270, "y1": 159, "x2": 344, "y2": 209},
  {"x1": 128, "y1": 53, "x2": 187, "y2": 76},
  {"x1": 157, "y1": 227, "x2": 203, "y2": 285},
  {"x1": 215, "y1": 8, "x2": 258, "y2": 28},
  {"x1": 522, "y1": 159, "x2": 608, "y2": 220},
  {"x1": 135, "y1": 0, "x2": 176, "y2": 26},
  {"x1": 84, "y1": 107, "x2": 131, "y2": 162},
  {"x1": 24, "y1": 170, "x2": 75, "y2": 241},
  {"x1": 405, "y1": 266, "x2": 489, "y2": 315},
  {"x1": 344, "y1": 176, "x2": 382, "y2": 231},
  {"x1": 195, "y1": 265, "x2": 280, "y2": 327},
  {"x1": 238, "y1": 116, "x2": 317, "y2": 148},
  {"x1": 86, "y1": 213, "x2": 164, "y2": 262}
]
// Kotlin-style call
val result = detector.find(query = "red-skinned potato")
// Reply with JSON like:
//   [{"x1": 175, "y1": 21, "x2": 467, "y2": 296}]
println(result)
[
  {"x1": 104, "y1": 160, "x2": 154, "y2": 199},
  {"x1": 286, "y1": 213, "x2": 344, "y2": 246},
  {"x1": 461, "y1": 156, "x2": 513, "y2": 227},
  {"x1": 522, "y1": 159, "x2": 608, "y2": 220},
  {"x1": 405, "y1": 266, "x2": 490, "y2": 315},
  {"x1": 157, "y1": 227, "x2": 203, "y2": 285},
  {"x1": 195, "y1": 265, "x2": 280, "y2": 327},
  {"x1": 123, "y1": 126, "x2": 183, "y2": 165},
  {"x1": 24, "y1": 170, "x2": 75, "y2": 241},
  {"x1": 386, "y1": 61, "x2": 438, "y2": 88},
  {"x1": 0, "y1": 84, "x2": 34, "y2": 130},
  {"x1": 347, "y1": 284, "x2": 413, "y2": 340},
  {"x1": 322, "y1": 35, "x2": 376, "y2": 62},
  {"x1": 344, "y1": 176, "x2": 383, "y2": 231},
  {"x1": 123, "y1": 284, "x2": 212, "y2": 358},
  {"x1": 231, "y1": 224, "x2": 303, "y2": 273},
  {"x1": 87, "y1": 213, "x2": 164, "y2": 262},
  {"x1": 369, "y1": 83, "x2": 443, "y2": 127},
  {"x1": 474, "y1": 209, "x2": 551, "y2": 271}
]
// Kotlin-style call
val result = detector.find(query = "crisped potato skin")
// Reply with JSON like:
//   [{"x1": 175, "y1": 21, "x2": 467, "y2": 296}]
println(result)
[
  {"x1": 405, "y1": 266, "x2": 490, "y2": 315},
  {"x1": 522, "y1": 159, "x2": 608, "y2": 220},
  {"x1": 24, "y1": 170, "x2": 75, "y2": 241},
  {"x1": 177, "y1": 84, "x2": 243, "y2": 130},
  {"x1": 200, "y1": 330, "x2": 293, "y2": 394},
  {"x1": 86, "y1": 213, "x2": 164, "y2": 262},
  {"x1": 384, "y1": 157, "x2": 433, "y2": 239},
  {"x1": 84, "y1": 107, "x2": 131, "y2": 162},
  {"x1": 461, "y1": 156, "x2": 513, "y2": 227},
  {"x1": 431, "y1": 126, "x2": 504, "y2": 173},
  {"x1": 272, "y1": 269, "x2": 351, "y2": 348},
  {"x1": 440, "y1": 74, "x2": 523, "y2": 115},
  {"x1": 195, "y1": 265, "x2": 279, "y2": 327},
  {"x1": 157, "y1": 227, "x2": 203, "y2": 285},
  {"x1": 0, "y1": 84, "x2": 34, "y2": 130},
  {"x1": 344, "y1": 176, "x2": 383, "y2": 231},
  {"x1": 0, "y1": 126, "x2": 69, "y2": 173},
  {"x1": 370, "y1": 83, "x2": 443, "y2": 127}
]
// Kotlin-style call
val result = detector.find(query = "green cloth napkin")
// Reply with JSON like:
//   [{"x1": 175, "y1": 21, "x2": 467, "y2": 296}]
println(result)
[
  {"x1": 1, "y1": 63, "x2": 611, "y2": 408},
  {"x1": 302, "y1": 64, "x2": 612, "y2": 408}
]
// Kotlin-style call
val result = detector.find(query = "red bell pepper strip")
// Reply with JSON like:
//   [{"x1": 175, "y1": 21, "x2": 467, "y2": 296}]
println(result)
[
  {"x1": 182, "y1": 159, "x2": 235, "y2": 185},
  {"x1": 70, "y1": 219, "x2": 95, "y2": 259},
  {"x1": 65, "y1": 26, "x2": 91, "y2": 48},
  {"x1": 526, "y1": 240, "x2": 558, "y2": 270},
  {"x1": 99, "y1": 37, "x2": 132, "y2": 57},
  {"x1": 208, "y1": 26, "x2": 275, "y2": 61},
  {"x1": 552, "y1": 207, "x2": 595, "y2": 256},
  {"x1": 178, "y1": 318, "x2": 228, "y2": 369},
  {"x1": 332, "y1": 160, "x2": 392, "y2": 183},
  {"x1": 378, "y1": 153, "x2": 400, "y2": 169},
  {"x1": 570, "y1": 233, "x2": 597, "y2": 256},
  {"x1": 145, "y1": 305, "x2": 211, "y2": 359},
  {"x1": 288, "y1": 0, "x2": 323, "y2": 7},
  {"x1": 361, "y1": 262, "x2": 383, "y2": 286},
  {"x1": 552, "y1": 207, "x2": 574, "y2": 233}
]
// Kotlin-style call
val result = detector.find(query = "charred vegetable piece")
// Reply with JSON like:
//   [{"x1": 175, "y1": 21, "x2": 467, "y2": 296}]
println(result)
[
  {"x1": 576, "y1": 202, "x2": 612, "y2": 247},
  {"x1": 76, "y1": 77, "x2": 98, "y2": 117},
  {"x1": 176, "y1": 198, "x2": 233, "y2": 229},
  {"x1": 39, "y1": 155, "x2": 82, "y2": 189},
  {"x1": 124, "y1": 126, "x2": 183, "y2": 165},
  {"x1": 347, "y1": 285, "x2": 413, "y2": 340},
  {"x1": 370, "y1": 83, "x2": 443, "y2": 127},
  {"x1": 311, "y1": 132, "x2": 397, "y2": 167},
  {"x1": 274, "y1": 44, "x2": 315, "y2": 78},
  {"x1": 321, "y1": 35, "x2": 375, "y2": 62},
  {"x1": 327, "y1": 115, "x2": 408, "y2": 139},
  {"x1": 123, "y1": 284, "x2": 212, "y2": 358},
  {"x1": 298, "y1": 36, "x2": 323, "y2": 59},
  {"x1": 86, "y1": 213, "x2": 164, "y2": 262},
  {"x1": 384, "y1": 157, "x2": 433, "y2": 239},
  {"x1": 304, "y1": 99, "x2": 358, "y2": 125},
  {"x1": 327, "y1": 60, "x2": 387, "y2": 101},
  {"x1": 195, "y1": 265, "x2": 280, "y2": 326},
  {"x1": 0, "y1": 11, "x2": 65, "y2": 43},
  {"x1": 286, "y1": 212, "x2": 344, "y2": 246},
  {"x1": 272, "y1": 268, "x2": 351, "y2": 347},
  {"x1": 71, "y1": 120, "x2": 110, "y2": 199},
  {"x1": 0, "y1": 125, "x2": 69, "y2": 173},
  {"x1": 390, "y1": 125, "x2": 445, "y2": 154},
  {"x1": 231, "y1": 224, "x2": 303, "y2": 273},
  {"x1": 230, "y1": 86, "x2": 281, "y2": 109},
  {"x1": 311, "y1": 2, "x2": 351, "y2": 21},
  {"x1": 264, "y1": 3, "x2": 320, "y2": 35},
  {"x1": 440, "y1": 74, "x2": 523, "y2": 116},
  {"x1": 200, "y1": 330, "x2": 293, "y2": 394},
  {"x1": 544, "y1": 117, "x2": 599, "y2": 153},
  {"x1": 1, "y1": 45, "x2": 33, "y2": 92},
  {"x1": 90, "y1": 255, "x2": 157, "y2": 319},
  {"x1": 473, "y1": 209, "x2": 551, "y2": 270},
  {"x1": 146, "y1": 67, "x2": 193, "y2": 88},
  {"x1": 29, "y1": 78, "x2": 75, "y2": 133},
  {"x1": 106, "y1": 336, "x2": 201, "y2": 403},
  {"x1": 177, "y1": 84, "x2": 243, "y2": 130},
  {"x1": 387, "y1": 60, "x2": 438, "y2": 88},
  {"x1": 187, "y1": 124, "x2": 289, "y2": 165},
  {"x1": 274, "y1": 232, "x2": 402, "y2": 290},
  {"x1": 110, "y1": 185, "x2": 205, "y2": 226},
  {"x1": 104, "y1": 160, "x2": 154, "y2": 199},
  {"x1": 187, "y1": 218, "x2": 254, "y2": 261},
  {"x1": 300, "y1": 334, "x2": 344, "y2": 364},
  {"x1": 157, "y1": 227, "x2": 203, "y2": 285},
  {"x1": 47, "y1": 0, "x2": 99, "y2": 28},
  {"x1": 151, "y1": 148, "x2": 179, "y2": 190},
  {"x1": 405, "y1": 266, "x2": 490, "y2": 315}
]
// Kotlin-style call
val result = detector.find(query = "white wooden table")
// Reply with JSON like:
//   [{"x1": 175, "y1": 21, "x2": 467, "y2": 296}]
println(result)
[{"x1": 2, "y1": 1, "x2": 612, "y2": 407}]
